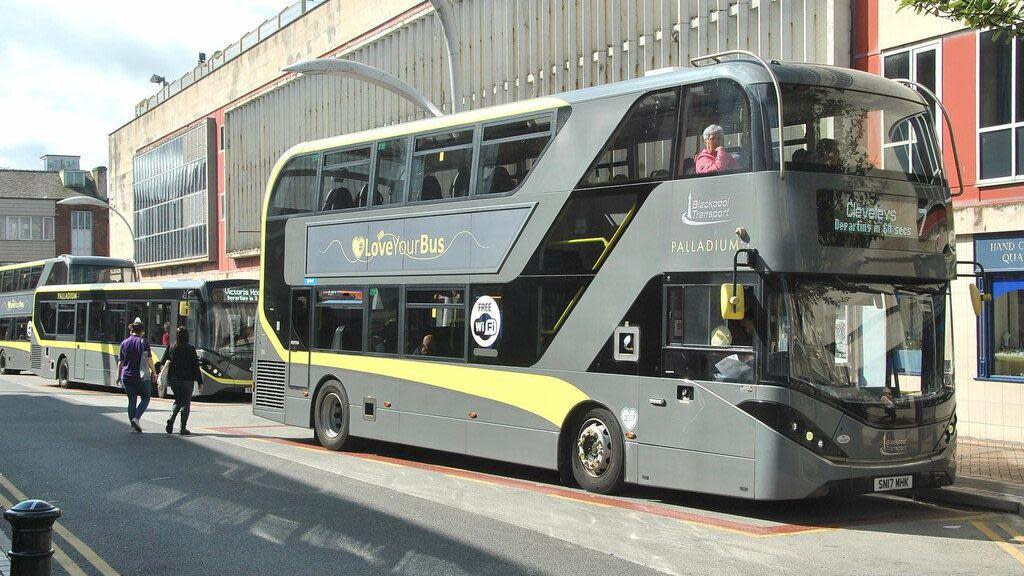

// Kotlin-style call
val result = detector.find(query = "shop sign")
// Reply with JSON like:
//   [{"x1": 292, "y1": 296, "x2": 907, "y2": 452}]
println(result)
[{"x1": 975, "y1": 234, "x2": 1024, "y2": 272}]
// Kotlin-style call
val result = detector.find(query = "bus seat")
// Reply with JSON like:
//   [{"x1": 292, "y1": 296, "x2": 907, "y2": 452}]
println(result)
[
  {"x1": 451, "y1": 167, "x2": 470, "y2": 197},
  {"x1": 355, "y1": 184, "x2": 369, "y2": 207},
  {"x1": 681, "y1": 158, "x2": 696, "y2": 175},
  {"x1": 322, "y1": 187, "x2": 353, "y2": 211},
  {"x1": 489, "y1": 167, "x2": 515, "y2": 193},
  {"x1": 332, "y1": 326, "x2": 345, "y2": 350},
  {"x1": 420, "y1": 176, "x2": 442, "y2": 201}
]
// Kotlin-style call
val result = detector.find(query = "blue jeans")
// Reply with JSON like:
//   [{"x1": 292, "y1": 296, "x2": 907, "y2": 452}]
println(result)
[{"x1": 124, "y1": 376, "x2": 151, "y2": 422}]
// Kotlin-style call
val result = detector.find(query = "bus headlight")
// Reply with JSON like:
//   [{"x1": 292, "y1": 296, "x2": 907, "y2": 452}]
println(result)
[{"x1": 740, "y1": 401, "x2": 847, "y2": 460}]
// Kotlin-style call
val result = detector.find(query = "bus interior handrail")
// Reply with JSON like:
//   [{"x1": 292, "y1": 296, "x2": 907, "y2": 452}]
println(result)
[
  {"x1": 690, "y1": 50, "x2": 785, "y2": 181},
  {"x1": 892, "y1": 78, "x2": 965, "y2": 198}
]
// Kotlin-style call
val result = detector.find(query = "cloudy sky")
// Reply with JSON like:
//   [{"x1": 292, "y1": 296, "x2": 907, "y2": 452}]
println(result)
[{"x1": 0, "y1": 0, "x2": 288, "y2": 170}]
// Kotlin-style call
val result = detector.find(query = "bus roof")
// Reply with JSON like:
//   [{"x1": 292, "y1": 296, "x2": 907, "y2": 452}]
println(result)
[
  {"x1": 280, "y1": 60, "x2": 923, "y2": 161},
  {"x1": 0, "y1": 255, "x2": 135, "y2": 273}
]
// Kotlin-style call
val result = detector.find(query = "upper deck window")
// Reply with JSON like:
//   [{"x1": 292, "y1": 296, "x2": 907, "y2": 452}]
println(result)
[
  {"x1": 679, "y1": 80, "x2": 751, "y2": 177},
  {"x1": 268, "y1": 154, "x2": 319, "y2": 218},
  {"x1": 584, "y1": 89, "x2": 680, "y2": 186},
  {"x1": 409, "y1": 129, "x2": 475, "y2": 202},
  {"x1": 374, "y1": 138, "x2": 410, "y2": 206},
  {"x1": 476, "y1": 115, "x2": 552, "y2": 195},
  {"x1": 769, "y1": 84, "x2": 944, "y2": 186},
  {"x1": 320, "y1": 146, "x2": 372, "y2": 211}
]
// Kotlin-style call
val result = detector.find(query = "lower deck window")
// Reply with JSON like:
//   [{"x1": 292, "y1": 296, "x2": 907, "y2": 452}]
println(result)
[{"x1": 406, "y1": 289, "x2": 465, "y2": 359}]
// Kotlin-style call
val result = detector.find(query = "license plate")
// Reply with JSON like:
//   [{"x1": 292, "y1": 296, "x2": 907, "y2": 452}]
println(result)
[{"x1": 874, "y1": 475, "x2": 913, "y2": 492}]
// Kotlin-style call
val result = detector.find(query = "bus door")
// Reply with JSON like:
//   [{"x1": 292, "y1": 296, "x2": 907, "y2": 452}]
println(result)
[
  {"x1": 642, "y1": 282, "x2": 756, "y2": 459},
  {"x1": 288, "y1": 288, "x2": 312, "y2": 391},
  {"x1": 73, "y1": 303, "x2": 87, "y2": 380}
]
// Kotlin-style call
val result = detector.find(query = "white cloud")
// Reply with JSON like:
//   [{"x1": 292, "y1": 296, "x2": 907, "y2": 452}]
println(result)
[{"x1": 0, "y1": 0, "x2": 289, "y2": 170}]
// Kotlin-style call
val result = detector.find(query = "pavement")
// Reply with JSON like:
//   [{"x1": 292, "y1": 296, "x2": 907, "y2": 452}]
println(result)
[
  {"x1": 3, "y1": 373, "x2": 1024, "y2": 574},
  {"x1": 918, "y1": 437, "x2": 1024, "y2": 516}
]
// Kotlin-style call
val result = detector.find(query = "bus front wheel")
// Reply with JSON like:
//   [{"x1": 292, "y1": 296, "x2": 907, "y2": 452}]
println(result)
[
  {"x1": 570, "y1": 407, "x2": 625, "y2": 495},
  {"x1": 57, "y1": 358, "x2": 71, "y2": 389},
  {"x1": 314, "y1": 381, "x2": 350, "y2": 451}
]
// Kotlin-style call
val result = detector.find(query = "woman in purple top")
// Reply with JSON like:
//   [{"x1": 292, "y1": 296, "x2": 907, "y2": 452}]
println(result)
[
  {"x1": 117, "y1": 321, "x2": 157, "y2": 433},
  {"x1": 694, "y1": 124, "x2": 740, "y2": 174}
]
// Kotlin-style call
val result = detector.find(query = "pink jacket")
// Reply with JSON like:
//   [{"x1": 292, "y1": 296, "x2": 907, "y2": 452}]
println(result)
[{"x1": 695, "y1": 148, "x2": 739, "y2": 174}]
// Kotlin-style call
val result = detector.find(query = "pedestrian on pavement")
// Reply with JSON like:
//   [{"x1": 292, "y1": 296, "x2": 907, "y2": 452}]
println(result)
[
  {"x1": 117, "y1": 321, "x2": 156, "y2": 433},
  {"x1": 160, "y1": 326, "x2": 203, "y2": 436}
]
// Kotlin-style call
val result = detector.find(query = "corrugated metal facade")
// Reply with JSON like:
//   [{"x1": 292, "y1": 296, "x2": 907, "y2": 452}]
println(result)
[{"x1": 225, "y1": 0, "x2": 849, "y2": 255}]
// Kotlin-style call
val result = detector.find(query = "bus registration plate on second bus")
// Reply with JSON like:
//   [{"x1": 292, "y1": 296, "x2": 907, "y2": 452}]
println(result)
[{"x1": 874, "y1": 475, "x2": 913, "y2": 492}]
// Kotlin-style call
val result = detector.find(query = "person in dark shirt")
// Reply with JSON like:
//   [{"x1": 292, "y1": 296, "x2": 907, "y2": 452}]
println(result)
[
  {"x1": 117, "y1": 321, "x2": 156, "y2": 433},
  {"x1": 160, "y1": 327, "x2": 204, "y2": 435}
]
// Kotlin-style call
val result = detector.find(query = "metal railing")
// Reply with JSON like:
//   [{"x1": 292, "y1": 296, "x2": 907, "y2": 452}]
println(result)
[{"x1": 134, "y1": 0, "x2": 326, "y2": 118}]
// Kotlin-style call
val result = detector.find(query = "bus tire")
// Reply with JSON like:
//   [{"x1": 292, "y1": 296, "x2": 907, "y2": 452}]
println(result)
[
  {"x1": 0, "y1": 352, "x2": 10, "y2": 375},
  {"x1": 57, "y1": 358, "x2": 71, "y2": 389},
  {"x1": 313, "y1": 381, "x2": 350, "y2": 451},
  {"x1": 570, "y1": 407, "x2": 625, "y2": 495}
]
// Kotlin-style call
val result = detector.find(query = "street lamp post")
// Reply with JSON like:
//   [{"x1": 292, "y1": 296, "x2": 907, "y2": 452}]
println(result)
[{"x1": 56, "y1": 195, "x2": 136, "y2": 261}]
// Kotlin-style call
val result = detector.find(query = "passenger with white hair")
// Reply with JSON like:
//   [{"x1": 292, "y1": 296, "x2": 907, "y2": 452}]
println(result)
[{"x1": 695, "y1": 124, "x2": 740, "y2": 174}]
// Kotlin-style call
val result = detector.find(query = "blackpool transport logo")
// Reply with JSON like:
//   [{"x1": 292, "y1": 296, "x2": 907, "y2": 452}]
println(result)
[{"x1": 680, "y1": 191, "x2": 731, "y2": 226}]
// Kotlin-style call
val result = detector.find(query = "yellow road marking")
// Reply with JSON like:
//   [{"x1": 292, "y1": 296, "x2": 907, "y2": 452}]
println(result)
[
  {"x1": 0, "y1": 482, "x2": 87, "y2": 576},
  {"x1": 972, "y1": 520, "x2": 1024, "y2": 567},
  {"x1": 997, "y1": 521, "x2": 1024, "y2": 544},
  {"x1": 0, "y1": 474, "x2": 121, "y2": 576}
]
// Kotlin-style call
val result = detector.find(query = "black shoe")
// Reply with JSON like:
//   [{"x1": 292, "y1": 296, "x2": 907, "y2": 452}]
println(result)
[
  {"x1": 165, "y1": 420, "x2": 173, "y2": 434},
  {"x1": 179, "y1": 429, "x2": 192, "y2": 436},
  {"x1": 130, "y1": 419, "x2": 142, "y2": 433}
]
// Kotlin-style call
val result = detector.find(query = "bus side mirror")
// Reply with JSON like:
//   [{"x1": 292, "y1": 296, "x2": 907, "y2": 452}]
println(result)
[
  {"x1": 969, "y1": 284, "x2": 991, "y2": 316},
  {"x1": 721, "y1": 284, "x2": 745, "y2": 320},
  {"x1": 179, "y1": 301, "x2": 190, "y2": 317}
]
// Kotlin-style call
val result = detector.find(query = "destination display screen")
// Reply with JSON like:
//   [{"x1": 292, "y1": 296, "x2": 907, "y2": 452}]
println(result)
[{"x1": 816, "y1": 189, "x2": 948, "y2": 253}]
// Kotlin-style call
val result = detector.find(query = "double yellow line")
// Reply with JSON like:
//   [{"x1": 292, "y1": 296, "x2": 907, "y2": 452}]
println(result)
[
  {"x1": 972, "y1": 519, "x2": 1024, "y2": 567},
  {"x1": 0, "y1": 474, "x2": 120, "y2": 576}
]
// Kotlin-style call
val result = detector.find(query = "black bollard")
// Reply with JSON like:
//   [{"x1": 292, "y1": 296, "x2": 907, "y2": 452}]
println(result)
[{"x1": 3, "y1": 499, "x2": 61, "y2": 576}]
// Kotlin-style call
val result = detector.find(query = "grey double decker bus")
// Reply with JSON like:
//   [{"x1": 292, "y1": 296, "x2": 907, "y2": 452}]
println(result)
[
  {"x1": 253, "y1": 55, "x2": 959, "y2": 499},
  {"x1": 0, "y1": 255, "x2": 135, "y2": 375},
  {"x1": 34, "y1": 280, "x2": 258, "y2": 397}
]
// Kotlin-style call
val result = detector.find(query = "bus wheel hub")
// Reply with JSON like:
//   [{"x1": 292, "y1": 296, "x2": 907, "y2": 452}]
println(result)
[{"x1": 577, "y1": 419, "x2": 612, "y2": 477}]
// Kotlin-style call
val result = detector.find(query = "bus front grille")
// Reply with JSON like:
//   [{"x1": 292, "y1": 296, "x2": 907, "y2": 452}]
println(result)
[
  {"x1": 254, "y1": 360, "x2": 286, "y2": 410},
  {"x1": 30, "y1": 345, "x2": 42, "y2": 371}
]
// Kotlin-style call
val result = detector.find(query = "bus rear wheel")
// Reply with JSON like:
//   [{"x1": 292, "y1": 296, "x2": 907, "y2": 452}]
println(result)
[
  {"x1": 570, "y1": 407, "x2": 625, "y2": 495},
  {"x1": 314, "y1": 381, "x2": 350, "y2": 451},
  {"x1": 57, "y1": 358, "x2": 71, "y2": 389},
  {"x1": 0, "y1": 353, "x2": 10, "y2": 375}
]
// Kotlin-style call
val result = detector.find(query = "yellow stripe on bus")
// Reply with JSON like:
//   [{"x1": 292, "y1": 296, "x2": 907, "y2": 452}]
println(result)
[
  {"x1": 0, "y1": 340, "x2": 31, "y2": 352},
  {"x1": 309, "y1": 351, "x2": 588, "y2": 427},
  {"x1": 36, "y1": 283, "x2": 166, "y2": 293},
  {"x1": 0, "y1": 260, "x2": 47, "y2": 273}
]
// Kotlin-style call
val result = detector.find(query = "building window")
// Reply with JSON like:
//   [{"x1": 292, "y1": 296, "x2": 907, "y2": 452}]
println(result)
[
  {"x1": 132, "y1": 121, "x2": 213, "y2": 264},
  {"x1": 1, "y1": 216, "x2": 54, "y2": 241},
  {"x1": 977, "y1": 31, "x2": 1024, "y2": 183}
]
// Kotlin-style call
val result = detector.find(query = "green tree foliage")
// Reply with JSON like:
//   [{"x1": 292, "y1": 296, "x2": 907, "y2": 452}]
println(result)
[{"x1": 897, "y1": 0, "x2": 1024, "y2": 38}]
